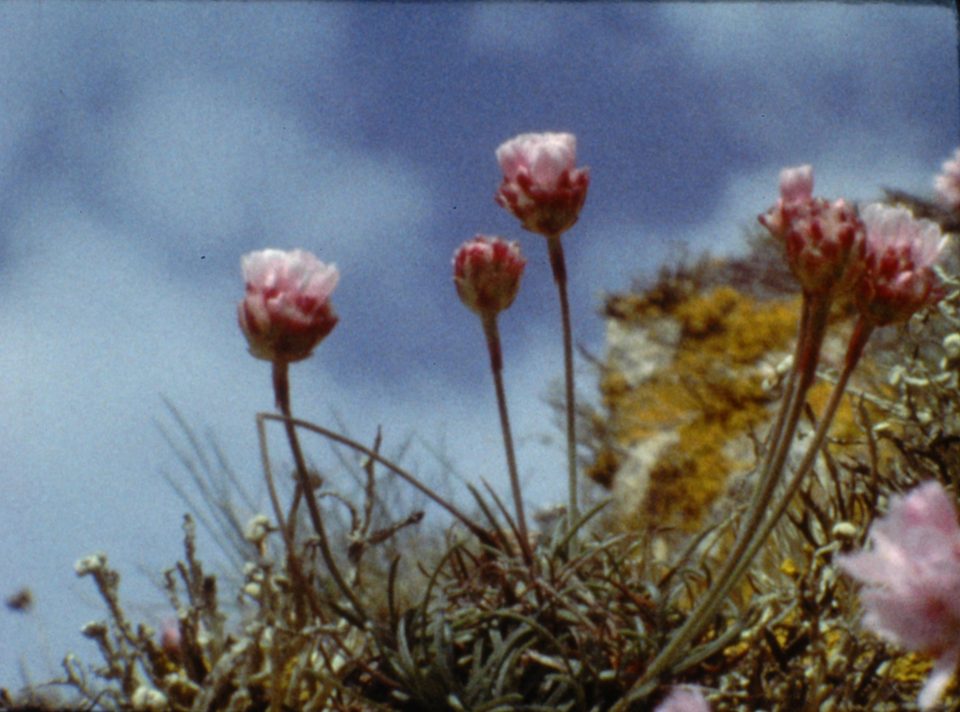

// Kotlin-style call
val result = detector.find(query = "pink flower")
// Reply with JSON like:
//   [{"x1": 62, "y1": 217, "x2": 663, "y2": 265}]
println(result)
[
  {"x1": 838, "y1": 481, "x2": 960, "y2": 710},
  {"x1": 453, "y1": 236, "x2": 526, "y2": 316},
  {"x1": 237, "y1": 248, "x2": 339, "y2": 363},
  {"x1": 653, "y1": 686, "x2": 711, "y2": 712},
  {"x1": 855, "y1": 203, "x2": 948, "y2": 326},
  {"x1": 759, "y1": 165, "x2": 865, "y2": 296},
  {"x1": 934, "y1": 147, "x2": 960, "y2": 212},
  {"x1": 778, "y1": 164, "x2": 814, "y2": 204},
  {"x1": 160, "y1": 619, "x2": 181, "y2": 658},
  {"x1": 495, "y1": 132, "x2": 590, "y2": 237}
]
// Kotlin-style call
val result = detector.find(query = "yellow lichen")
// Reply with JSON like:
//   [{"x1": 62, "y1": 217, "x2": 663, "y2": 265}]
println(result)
[{"x1": 594, "y1": 278, "x2": 898, "y2": 532}]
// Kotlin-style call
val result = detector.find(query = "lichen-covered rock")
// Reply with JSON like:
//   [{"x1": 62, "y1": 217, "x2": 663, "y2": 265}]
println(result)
[{"x1": 588, "y1": 243, "x2": 885, "y2": 547}]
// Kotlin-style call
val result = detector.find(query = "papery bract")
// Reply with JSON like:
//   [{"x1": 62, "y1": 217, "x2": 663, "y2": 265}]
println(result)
[
  {"x1": 759, "y1": 164, "x2": 865, "y2": 296},
  {"x1": 495, "y1": 132, "x2": 590, "y2": 237},
  {"x1": 238, "y1": 248, "x2": 339, "y2": 363},
  {"x1": 855, "y1": 203, "x2": 948, "y2": 326},
  {"x1": 838, "y1": 481, "x2": 960, "y2": 710},
  {"x1": 453, "y1": 236, "x2": 526, "y2": 316},
  {"x1": 935, "y1": 147, "x2": 960, "y2": 212},
  {"x1": 653, "y1": 686, "x2": 711, "y2": 712}
]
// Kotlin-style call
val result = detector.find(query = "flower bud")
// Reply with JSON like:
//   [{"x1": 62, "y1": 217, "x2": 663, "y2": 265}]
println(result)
[
  {"x1": 759, "y1": 165, "x2": 865, "y2": 296},
  {"x1": 495, "y1": 132, "x2": 590, "y2": 237},
  {"x1": 855, "y1": 203, "x2": 948, "y2": 326},
  {"x1": 237, "y1": 249, "x2": 339, "y2": 363},
  {"x1": 453, "y1": 237, "x2": 525, "y2": 316}
]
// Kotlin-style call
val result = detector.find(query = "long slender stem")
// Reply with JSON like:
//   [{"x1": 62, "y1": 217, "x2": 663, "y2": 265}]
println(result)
[
  {"x1": 271, "y1": 361, "x2": 369, "y2": 624},
  {"x1": 545, "y1": 233, "x2": 579, "y2": 533},
  {"x1": 731, "y1": 317, "x2": 874, "y2": 586},
  {"x1": 481, "y1": 312, "x2": 532, "y2": 564},
  {"x1": 255, "y1": 414, "x2": 326, "y2": 622},
  {"x1": 623, "y1": 295, "x2": 832, "y2": 698}
]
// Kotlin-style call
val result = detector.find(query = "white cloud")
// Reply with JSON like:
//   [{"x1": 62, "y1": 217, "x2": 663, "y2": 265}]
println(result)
[{"x1": 656, "y1": 4, "x2": 957, "y2": 154}]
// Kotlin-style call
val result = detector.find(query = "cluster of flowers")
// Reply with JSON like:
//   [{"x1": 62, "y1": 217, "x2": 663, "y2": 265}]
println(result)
[
  {"x1": 760, "y1": 164, "x2": 946, "y2": 325},
  {"x1": 758, "y1": 161, "x2": 957, "y2": 710},
  {"x1": 237, "y1": 132, "x2": 590, "y2": 553},
  {"x1": 236, "y1": 131, "x2": 588, "y2": 366},
  {"x1": 233, "y1": 134, "x2": 959, "y2": 709}
]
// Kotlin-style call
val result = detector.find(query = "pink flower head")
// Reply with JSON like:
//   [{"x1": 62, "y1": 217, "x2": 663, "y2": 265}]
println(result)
[
  {"x1": 934, "y1": 147, "x2": 960, "y2": 212},
  {"x1": 495, "y1": 132, "x2": 590, "y2": 237},
  {"x1": 759, "y1": 165, "x2": 866, "y2": 296},
  {"x1": 237, "y1": 248, "x2": 339, "y2": 363},
  {"x1": 838, "y1": 481, "x2": 960, "y2": 710},
  {"x1": 653, "y1": 686, "x2": 711, "y2": 712},
  {"x1": 855, "y1": 203, "x2": 948, "y2": 326},
  {"x1": 160, "y1": 619, "x2": 181, "y2": 658},
  {"x1": 453, "y1": 236, "x2": 526, "y2": 316}
]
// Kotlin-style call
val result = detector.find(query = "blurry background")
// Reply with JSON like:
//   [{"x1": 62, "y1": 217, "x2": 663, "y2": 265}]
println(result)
[{"x1": 0, "y1": 2, "x2": 956, "y2": 688}]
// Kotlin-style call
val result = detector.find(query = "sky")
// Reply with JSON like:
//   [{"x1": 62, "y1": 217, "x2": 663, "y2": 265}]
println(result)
[{"x1": 1, "y1": 2, "x2": 957, "y2": 692}]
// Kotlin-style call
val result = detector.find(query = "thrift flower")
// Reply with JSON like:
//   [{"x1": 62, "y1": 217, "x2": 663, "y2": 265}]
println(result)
[
  {"x1": 453, "y1": 236, "x2": 526, "y2": 316},
  {"x1": 934, "y1": 147, "x2": 960, "y2": 212},
  {"x1": 855, "y1": 203, "x2": 948, "y2": 326},
  {"x1": 160, "y1": 619, "x2": 182, "y2": 658},
  {"x1": 237, "y1": 248, "x2": 339, "y2": 363},
  {"x1": 653, "y1": 686, "x2": 711, "y2": 712},
  {"x1": 759, "y1": 165, "x2": 865, "y2": 296},
  {"x1": 495, "y1": 132, "x2": 590, "y2": 236},
  {"x1": 838, "y1": 481, "x2": 960, "y2": 710}
]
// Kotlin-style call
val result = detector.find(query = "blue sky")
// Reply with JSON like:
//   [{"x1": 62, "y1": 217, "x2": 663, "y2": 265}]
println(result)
[{"x1": 1, "y1": 3, "x2": 957, "y2": 690}]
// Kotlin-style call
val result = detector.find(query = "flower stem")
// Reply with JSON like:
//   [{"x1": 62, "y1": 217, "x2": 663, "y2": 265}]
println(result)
[
  {"x1": 545, "y1": 233, "x2": 579, "y2": 534},
  {"x1": 258, "y1": 412, "x2": 494, "y2": 545},
  {"x1": 730, "y1": 317, "x2": 874, "y2": 586},
  {"x1": 482, "y1": 311, "x2": 532, "y2": 564},
  {"x1": 271, "y1": 361, "x2": 369, "y2": 624},
  {"x1": 622, "y1": 294, "x2": 832, "y2": 700}
]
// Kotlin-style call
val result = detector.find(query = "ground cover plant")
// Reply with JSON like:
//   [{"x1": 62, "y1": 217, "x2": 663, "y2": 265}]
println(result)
[{"x1": 5, "y1": 136, "x2": 960, "y2": 711}]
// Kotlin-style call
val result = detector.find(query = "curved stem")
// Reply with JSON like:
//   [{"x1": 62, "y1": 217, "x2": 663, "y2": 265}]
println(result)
[
  {"x1": 257, "y1": 412, "x2": 493, "y2": 545},
  {"x1": 271, "y1": 361, "x2": 369, "y2": 625},
  {"x1": 482, "y1": 312, "x2": 532, "y2": 564},
  {"x1": 623, "y1": 294, "x2": 832, "y2": 699},
  {"x1": 546, "y1": 233, "x2": 579, "y2": 534},
  {"x1": 255, "y1": 413, "x2": 326, "y2": 622}
]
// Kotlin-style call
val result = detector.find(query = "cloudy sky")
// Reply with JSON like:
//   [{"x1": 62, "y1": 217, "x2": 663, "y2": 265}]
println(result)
[{"x1": 1, "y1": 2, "x2": 957, "y2": 690}]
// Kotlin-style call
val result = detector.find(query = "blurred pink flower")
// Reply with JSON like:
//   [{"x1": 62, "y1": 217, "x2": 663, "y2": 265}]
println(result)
[
  {"x1": 653, "y1": 686, "x2": 711, "y2": 712},
  {"x1": 934, "y1": 147, "x2": 960, "y2": 212},
  {"x1": 237, "y1": 248, "x2": 339, "y2": 363},
  {"x1": 160, "y1": 619, "x2": 181, "y2": 658},
  {"x1": 838, "y1": 481, "x2": 960, "y2": 710},
  {"x1": 453, "y1": 236, "x2": 525, "y2": 316},
  {"x1": 759, "y1": 164, "x2": 865, "y2": 296},
  {"x1": 855, "y1": 203, "x2": 948, "y2": 326},
  {"x1": 495, "y1": 132, "x2": 590, "y2": 237}
]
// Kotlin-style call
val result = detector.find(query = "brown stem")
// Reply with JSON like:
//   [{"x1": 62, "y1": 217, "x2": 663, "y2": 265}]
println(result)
[
  {"x1": 270, "y1": 361, "x2": 369, "y2": 625},
  {"x1": 481, "y1": 311, "x2": 532, "y2": 564},
  {"x1": 257, "y1": 412, "x2": 494, "y2": 546},
  {"x1": 546, "y1": 233, "x2": 579, "y2": 534},
  {"x1": 255, "y1": 414, "x2": 325, "y2": 622}
]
